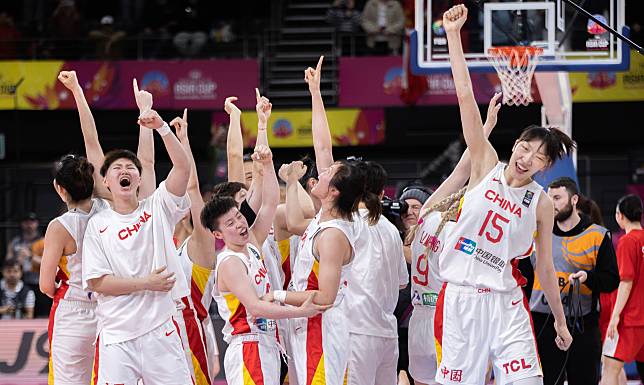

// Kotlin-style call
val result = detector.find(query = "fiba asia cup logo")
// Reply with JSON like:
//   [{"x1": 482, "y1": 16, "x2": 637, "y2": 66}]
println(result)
[{"x1": 586, "y1": 15, "x2": 609, "y2": 50}]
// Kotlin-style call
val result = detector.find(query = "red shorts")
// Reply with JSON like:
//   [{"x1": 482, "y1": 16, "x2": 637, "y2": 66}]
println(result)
[
  {"x1": 598, "y1": 292, "x2": 616, "y2": 343},
  {"x1": 602, "y1": 325, "x2": 644, "y2": 362}
]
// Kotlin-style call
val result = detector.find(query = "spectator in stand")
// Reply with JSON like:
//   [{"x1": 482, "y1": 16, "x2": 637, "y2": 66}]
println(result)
[
  {"x1": 47, "y1": 0, "x2": 83, "y2": 58},
  {"x1": 602, "y1": 194, "x2": 644, "y2": 385},
  {"x1": 6, "y1": 212, "x2": 43, "y2": 279},
  {"x1": 172, "y1": 3, "x2": 208, "y2": 57},
  {"x1": 361, "y1": 0, "x2": 405, "y2": 54},
  {"x1": 327, "y1": 0, "x2": 362, "y2": 33},
  {"x1": 0, "y1": 258, "x2": 35, "y2": 320},
  {"x1": 0, "y1": 12, "x2": 21, "y2": 59},
  {"x1": 88, "y1": 15, "x2": 127, "y2": 59},
  {"x1": 398, "y1": 185, "x2": 432, "y2": 233}
]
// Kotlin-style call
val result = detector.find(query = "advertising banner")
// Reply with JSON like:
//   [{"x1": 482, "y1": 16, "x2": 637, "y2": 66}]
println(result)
[
  {"x1": 211, "y1": 108, "x2": 385, "y2": 148},
  {"x1": 570, "y1": 51, "x2": 644, "y2": 102},
  {"x1": 0, "y1": 319, "x2": 49, "y2": 385},
  {"x1": 0, "y1": 59, "x2": 259, "y2": 110}
]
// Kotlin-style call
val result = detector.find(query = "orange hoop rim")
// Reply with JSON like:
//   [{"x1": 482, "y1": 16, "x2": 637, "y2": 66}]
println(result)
[{"x1": 487, "y1": 46, "x2": 544, "y2": 68}]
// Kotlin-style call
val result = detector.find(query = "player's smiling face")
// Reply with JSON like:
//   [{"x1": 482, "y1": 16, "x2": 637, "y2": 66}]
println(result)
[
  {"x1": 509, "y1": 139, "x2": 549, "y2": 181},
  {"x1": 104, "y1": 158, "x2": 141, "y2": 199},
  {"x1": 214, "y1": 206, "x2": 250, "y2": 246}
]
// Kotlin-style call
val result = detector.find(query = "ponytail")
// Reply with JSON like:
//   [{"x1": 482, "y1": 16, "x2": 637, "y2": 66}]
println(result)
[{"x1": 362, "y1": 191, "x2": 382, "y2": 225}]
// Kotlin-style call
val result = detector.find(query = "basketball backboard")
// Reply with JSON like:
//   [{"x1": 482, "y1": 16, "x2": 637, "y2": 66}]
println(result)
[{"x1": 411, "y1": 0, "x2": 629, "y2": 73}]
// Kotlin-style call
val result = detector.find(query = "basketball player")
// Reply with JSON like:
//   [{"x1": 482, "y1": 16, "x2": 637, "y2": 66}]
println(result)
[
  {"x1": 201, "y1": 145, "x2": 328, "y2": 385},
  {"x1": 601, "y1": 194, "x2": 644, "y2": 385},
  {"x1": 39, "y1": 155, "x2": 108, "y2": 385},
  {"x1": 82, "y1": 108, "x2": 193, "y2": 385},
  {"x1": 407, "y1": 92, "x2": 501, "y2": 385},
  {"x1": 346, "y1": 160, "x2": 410, "y2": 385},
  {"x1": 40, "y1": 71, "x2": 157, "y2": 385},
  {"x1": 167, "y1": 109, "x2": 221, "y2": 385},
  {"x1": 435, "y1": 5, "x2": 573, "y2": 385}
]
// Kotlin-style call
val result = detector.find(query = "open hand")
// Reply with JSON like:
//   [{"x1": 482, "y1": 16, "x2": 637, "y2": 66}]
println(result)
[
  {"x1": 145, "y1": 266, "x2": 176, "y2": 292},
  {"x1": 483, "y1": 92, "x2": 502, "y2": 130}
]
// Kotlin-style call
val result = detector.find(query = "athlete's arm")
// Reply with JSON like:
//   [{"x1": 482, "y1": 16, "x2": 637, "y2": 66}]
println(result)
[
  {"x1": 606, "y1": 280, "x2": 633, "y2": 339},
  {"x1": 311, "y1": 228, "x2": 351, "y2": 306},
  {"x1": 535, "y1": 194, "x2": 573, "y2": 350},
  {"x1": 246, "y1": 89, "x2": 272, "y2": 213},
  {"x1": 444, "y1": 5, "x2": 498, "y2": 185},
  {"x1": 172, "y1": 110, "x2": 217, "y2": 269},
  {"x1": 422, "y1": 93, "x2": 502, "y2": 212},
  {"x1": 306, "y1": 56, "x2": 334, "y2": 174},
  {"x1": 249, "y1": 144, "x2": 279, "y2": 247},
  {"x1": 39, "y1": 221, "x2": 69, "y2": 298},
  {"x1": 87, "y1": 266, "x2": 176, "y2": 296},
  {"x1": 285, "y1": 162, "x2": 312, "y2": 236},
  {"x1": 58, "y1": 71, "x2": 110, "y2": 199},
  {"x1": 133, "y1": 79, "x2": 156, "y2": 199},
  {"x1": 138, "y1": 110, "x2": 190, "y2": 197},
  {"x1": 224, "y1": 96, "x2": 245, "y2": 184},
  {"x1": 218, "y1": 257, "x2": 328, "y2": 319}
]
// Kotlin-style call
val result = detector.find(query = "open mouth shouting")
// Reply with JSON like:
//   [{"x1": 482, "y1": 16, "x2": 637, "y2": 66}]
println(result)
[
  {"x1": 119, "y1": 175, "x2": 132, "y2": 188},
  {"x1": 239, "y1": 228, "x2": 249, "y2": 238},
  {"x1": 515, "y1": 162, "x2": 529, "y2": 175}
]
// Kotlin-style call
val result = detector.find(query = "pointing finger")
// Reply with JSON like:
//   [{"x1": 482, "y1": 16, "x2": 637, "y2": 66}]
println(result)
[
  {"x1": 255, "y1": 88, "x2": 261, "y2": 102},
  {"x1": 316, "y1": 56, "x2": 324, "y2": 73},
  {"x1": 183, "y1": 108, "x2": 187, "y2": 122},
  {"x1": 133, "y1": 78, "x2": 139, "y2": 93}
]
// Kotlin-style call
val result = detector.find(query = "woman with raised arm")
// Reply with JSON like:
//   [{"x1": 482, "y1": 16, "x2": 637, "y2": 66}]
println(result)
[
  {"x1": 166, "y1": 109, "x2": 221, "y2": 385},
  {"x1": 40, "y1": 72, "x2": 159, "y2": 385},
  {"x1": 201, "y1": 143, "x2": 328, "y2": 385},
  {"x1": 432, "y1": 5, "x2": 573, "y2": 385},
  {"x1": 406, "y1": 92, "x2": 501, "y2": 385}
]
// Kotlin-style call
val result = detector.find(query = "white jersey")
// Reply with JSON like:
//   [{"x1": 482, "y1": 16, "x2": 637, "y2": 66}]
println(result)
[
  {"x1": 82, "y1": 182, "x2": 191, "y2": 345},
  {"x1": 348, "y1": 209, "x2": 408, "y2": 338},
  {"x1": 54, "y1": 198, "x2": 109, "y2": 302},
  {"x1": 410, "y1": 211, "x2": 453, "y2": 307},
  {"x1": 438, "y1": 163, "x2": 541, "y2": 292},
  {"x1": 213, "y1": 243, "x2": 277, "y2": 344}
]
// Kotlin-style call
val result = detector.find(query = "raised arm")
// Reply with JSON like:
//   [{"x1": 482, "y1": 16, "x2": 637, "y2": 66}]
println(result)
[
  {"x1": 246, "y1": 89, "x2": 273, "y2": 213},
  {"x1": 172, "y1": 109, "x2": 216, "y2": 269},
  {"x1": 224, "y1": 97, "x2": 245, "y2": 184},
  {"x1": 305, "y1": 56, "x2": 334, "y2": 174},
  {"x1": 133, "y1": 79, "x2": 156, "y2": 198},
  {"x1": 138, "y1": 110, "x2": 189, "y2": 196},
  {"x1": 534, "y1": 194, "x2": 573, "y2": 350},
  {"x1": 58, "y1": 71, "x2": 110, "y2": 199},
  {"x1": 422, "y1": 92, "x2": 502, "y2": 211},
  {"x1": 248, "y1": 144, "x2": 279, "y2": 247},
  {"x1": 444, "y1": 5, "x2": 498, "y2": 185},
  {"x1": 284, "y1": 161, "x2": 313, "y2": 235}
]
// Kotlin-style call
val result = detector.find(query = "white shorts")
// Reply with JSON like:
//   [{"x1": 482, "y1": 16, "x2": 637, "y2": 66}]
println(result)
[
  {"x1": 48, "y1": 299, "x2": 98, "y2": 385},
  {"x1": 408, "y1": 306, "x2": 439, "y2": 385},
  {"x1": 435, "y1": 284, "x2": 541, "y2": 385},
  {"x1": 97, "y1": 317, "x2": 192, "y2": 385},
  {"x1": 279, "y1": 317, "x2": 299, "y2": 385},
  {"x1": 224, "y1": 333, "x2": 281, "y2": 385},
  {"x1": 347, "y1": 333, "x2": 398, "y2": 385},
  {"x1": 175, "y1": 307, "x2": 217, "y2": 385},
  {"x1": 291, "y1": 307, "x2": 349, "y2": 385}
]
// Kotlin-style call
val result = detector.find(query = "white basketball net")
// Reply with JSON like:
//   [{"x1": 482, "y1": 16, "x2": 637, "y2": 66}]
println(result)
[{"x1": 487, "y1": 47, "x2": 543, "y2": 106}]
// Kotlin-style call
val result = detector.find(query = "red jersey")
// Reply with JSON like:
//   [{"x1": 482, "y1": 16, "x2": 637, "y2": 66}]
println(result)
[{"x1": 616, "y1": 229, "x2": 644, "y2": 327}]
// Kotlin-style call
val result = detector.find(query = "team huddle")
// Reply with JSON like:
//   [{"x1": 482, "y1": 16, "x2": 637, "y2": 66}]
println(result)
[{"x1": 40, "y1": 6, "x2": 588, "y2": 385}]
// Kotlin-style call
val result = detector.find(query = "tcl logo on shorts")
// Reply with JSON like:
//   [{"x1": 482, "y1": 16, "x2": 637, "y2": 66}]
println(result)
[
  {"x1": 117, "y1": 211, "x2": 152, "y2": 240},
  {"x1": 455, "y1": 237, "x2": 476, "y2": 255},
  {"x1": 502, "y1": 358, "x2": 532, "y2": 374}
]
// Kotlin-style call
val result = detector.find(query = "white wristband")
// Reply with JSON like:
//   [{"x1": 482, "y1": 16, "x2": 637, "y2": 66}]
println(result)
[
  {"x1": 273, "y1": 290, "x2": 287, "y2": 304},
  {"x1": 156, "y1": 122, "x2": 171, "y2": 136},
  {"x1": 258, "y1": 125, "x2": 267, "y2": 131}
]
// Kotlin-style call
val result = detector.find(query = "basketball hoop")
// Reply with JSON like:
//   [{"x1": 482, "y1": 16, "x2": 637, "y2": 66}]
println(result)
[{"x1": 487, "y1": 46, "x2": 543, "y2": 106}]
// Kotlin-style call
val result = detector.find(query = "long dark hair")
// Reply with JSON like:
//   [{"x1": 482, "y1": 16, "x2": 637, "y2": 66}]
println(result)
[
  {"x1": 329, "y1": 161, "x2": 380, "y2": 224},
  {"x1": 54, "y1": 154, "x2": 94, "y2": 202}
]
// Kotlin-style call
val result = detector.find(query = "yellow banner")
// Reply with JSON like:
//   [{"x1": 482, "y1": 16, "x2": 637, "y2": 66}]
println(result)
[
  {"x1": 236, "y1": 108, "x2": 385, "y2": 148},
  {"x1": 570, "y1": 51, "x2": 644, "y2": 102},
  {"x1": 0, "y1": 61, "x2": 64, "y2": 109}
]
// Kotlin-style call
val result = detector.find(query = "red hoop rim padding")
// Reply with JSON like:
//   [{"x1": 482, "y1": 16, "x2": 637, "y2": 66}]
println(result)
[{"x1": 487, "y1": 46, "x2": 544, "y2": 67}]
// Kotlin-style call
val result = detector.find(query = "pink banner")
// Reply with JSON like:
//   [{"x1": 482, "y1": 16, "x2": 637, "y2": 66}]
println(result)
[
  {"x1": 0, "y1": 319, "x2": 49, "y2": 385},
  {"x1": 23, "y1": 59, "x2": 258, "y2": 110},
  {"x1": 339, "y1": 56, "x2": 540, "y2": 107}
]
